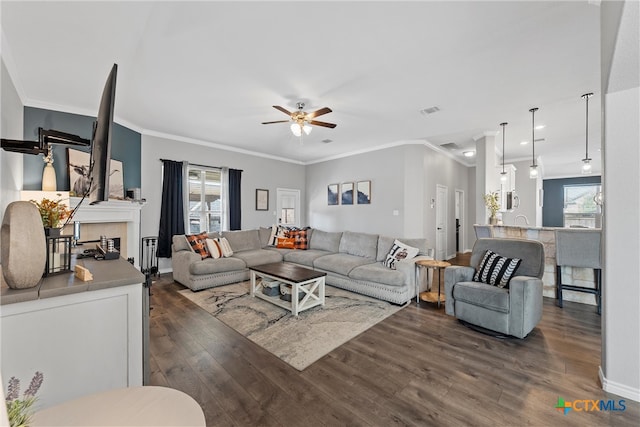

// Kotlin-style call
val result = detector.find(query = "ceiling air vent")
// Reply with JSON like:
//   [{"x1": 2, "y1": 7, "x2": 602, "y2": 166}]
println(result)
[
  {"x1": 419, "y1": 106, "x2": 440, "y2": 115},
  {"x1": 440, "y1": 142, "x2": 460, "y2": 150}
]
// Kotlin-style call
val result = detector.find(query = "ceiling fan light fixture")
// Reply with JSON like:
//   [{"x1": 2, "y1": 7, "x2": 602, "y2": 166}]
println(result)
[
  {"x1": 290, "y1": 123, "x2": 302, "y2": 137},
  {"x1": 303, "y1": 124, "x2": 312, "y2": 135}
]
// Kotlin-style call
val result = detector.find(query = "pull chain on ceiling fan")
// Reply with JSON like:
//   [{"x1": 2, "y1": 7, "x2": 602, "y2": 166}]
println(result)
[{"x1": 262, "y1": 102, "x2": 337, "y2": 136}]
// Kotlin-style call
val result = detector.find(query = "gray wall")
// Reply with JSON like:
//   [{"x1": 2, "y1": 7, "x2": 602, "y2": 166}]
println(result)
[
  {"x1": 22, "y1": 107, "x2": 141, "y2": 191},
  {"x1": 306, "y1": 146, "x2": 407, "y2": 237},
  {"x1": 601, "y1": 0, "x2": 639, "y2": 400},
  {"x1": 542, "y1": 176, "x2": 602, "y2": 227},
  {"x1": 0, "y1": 59, "x2": 25, "y2": 263},
  {"x1": 306, "y1": 144, "x2": 470, "y2": 258},
  {"x1": 141, "y1": 134, "x2": 306, "y2": 271}
]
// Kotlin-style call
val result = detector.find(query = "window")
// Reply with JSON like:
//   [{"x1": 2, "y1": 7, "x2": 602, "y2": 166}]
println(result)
[
  {"x1": 188, "y1": 166, "x2": 224, "y2": 233},
  {"x1": 563, "y1": 184, "x2": 601, "y2": 228}
]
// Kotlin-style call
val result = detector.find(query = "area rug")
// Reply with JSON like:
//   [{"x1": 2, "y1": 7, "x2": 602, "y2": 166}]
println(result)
[{"x1": 178, "y1": 281, "x2": 403, "y2": 370}]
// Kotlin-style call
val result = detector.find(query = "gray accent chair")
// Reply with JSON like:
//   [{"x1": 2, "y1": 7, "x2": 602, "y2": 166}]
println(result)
[
  {"x1": 444, "y1": 238, "x2": 545, "y2": 339},
  {"x1": 555, "y1": 229, "x2": 602, "y2": 314}
]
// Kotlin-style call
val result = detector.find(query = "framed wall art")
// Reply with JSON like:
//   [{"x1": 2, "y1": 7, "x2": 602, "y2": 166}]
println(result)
[
  {"x1": 328, "y1": 184, "x2": 339, "y2": 205},
  {"x1": 357, "y1": 180, "x2": 371, "y2": 204},
  {"x1": 256, "y1": 189, "x2": 269, "y2": 210},
  {"x1": 341, "y1": 182, "x2": 354, "y2": 205},
  {"x1": 67, "y1": 148, "x2": 124, "y2": 199}
]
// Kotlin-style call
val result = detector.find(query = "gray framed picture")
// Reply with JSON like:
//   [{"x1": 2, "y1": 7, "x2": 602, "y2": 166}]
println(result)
[
  {"x1": 328, "y1": 184, "x2": 339, "y2": 205},
  {"x1": 341, "y1": 182, "x2": 354, "y2": 205},
  {"x1": 256, "y1": 189, "x2": 269, "y2": 210},
  {"x1": 357, "y1": 180, "x2": 371, "y2": 204},
  {"x1": 67, "y1": 148, "x2": 124, "y2": 199}
]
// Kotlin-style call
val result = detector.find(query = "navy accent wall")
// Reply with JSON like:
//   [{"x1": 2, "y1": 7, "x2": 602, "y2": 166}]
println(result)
[
  {"x1": 22, "y1": 107, "x2": 141, "y2": 191},
  {"x1": 542, "y1": 176, "x2": 601, "y2": 227}
]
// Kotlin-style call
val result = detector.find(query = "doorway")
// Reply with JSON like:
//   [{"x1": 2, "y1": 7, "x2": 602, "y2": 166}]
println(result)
[
  {"x1": 455, "y1": 189, "x2": 465, "y2": 253},
  {"x1": 435, "y1": 184, "x2": 448, "y2": 260},
  {"x1": 276, "y1": 188, "x2": 301, "y2": 227}
]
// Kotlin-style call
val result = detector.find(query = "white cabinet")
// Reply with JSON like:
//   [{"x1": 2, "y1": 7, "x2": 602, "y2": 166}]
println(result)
[{"x1": 497, "y1": 164, "x2": 516, "y2": 212}]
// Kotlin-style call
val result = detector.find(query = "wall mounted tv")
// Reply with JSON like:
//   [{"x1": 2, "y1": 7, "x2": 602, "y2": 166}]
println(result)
[{"x1": 89, "y1": 63, "x2": 118, "y2": 204}]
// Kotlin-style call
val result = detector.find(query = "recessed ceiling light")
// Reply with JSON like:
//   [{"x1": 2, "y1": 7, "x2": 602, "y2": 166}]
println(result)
[
  {"x1": 520, "y1": 141, "x2": 529, "y2": 145},
  {"x1": 463, "y1": 151, "x2": 475, "y2": 157},
  {"x1": 535, "y1": 124, "x2": 546, "y2": 130}
]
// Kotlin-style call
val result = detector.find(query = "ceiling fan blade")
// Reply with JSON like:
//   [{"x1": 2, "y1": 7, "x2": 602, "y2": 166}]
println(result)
[
  {"x1": 261, "y1": 120, "x2": 290, "y2": 125},
  {"x1": 273, "y1": 106, "x2": 292, "y2": 116},
  {"x1": 309, "y1": 120, "x2": 337, "y2": 129},
  {"x1": 306, "y1": 107, "x2": 332, "y2": 119}
]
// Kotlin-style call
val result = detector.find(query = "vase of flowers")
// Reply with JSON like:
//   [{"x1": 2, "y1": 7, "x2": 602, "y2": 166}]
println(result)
[
  {"x1": 483, "y1": 192, "x2": 500, "y2": 225},
  {"x1": 30, "y1": 198, "x2": 72, "y2": 234},
  {"x1": 5, "y1": 371, "x2": 44, "y2": 427}
]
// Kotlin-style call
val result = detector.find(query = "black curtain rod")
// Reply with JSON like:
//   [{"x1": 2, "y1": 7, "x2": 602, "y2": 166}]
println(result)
[{"x1": 159, "y1": 158, "x2": 242, "y2": 171}]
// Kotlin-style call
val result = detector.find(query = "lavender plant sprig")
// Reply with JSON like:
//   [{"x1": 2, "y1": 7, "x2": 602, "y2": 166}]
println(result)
[{"x1": 5, "y1": 372, "x2": 44, "y2": 427}]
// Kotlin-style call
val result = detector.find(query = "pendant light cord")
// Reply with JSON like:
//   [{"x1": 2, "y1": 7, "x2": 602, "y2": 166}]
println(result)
[
  {"x1": 530, "y1": 108, "x2": 538, "y2": 167},
  {"x1": 500, "y1": 122, "x2": 507, "y2": 174},
  {"x1": 582, "y1": 93, "x2": 593, "y2": 160}
]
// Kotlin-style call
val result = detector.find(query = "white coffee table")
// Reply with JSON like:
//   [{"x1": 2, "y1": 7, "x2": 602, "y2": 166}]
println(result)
[{"x1": 250, "y1": 262, "x2": 326, "y2": 316}]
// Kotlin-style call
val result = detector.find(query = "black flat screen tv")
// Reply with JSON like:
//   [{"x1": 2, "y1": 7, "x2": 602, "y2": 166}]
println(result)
[{"x1": 89, "y1": 63, "x2": 118, "y2": 204}]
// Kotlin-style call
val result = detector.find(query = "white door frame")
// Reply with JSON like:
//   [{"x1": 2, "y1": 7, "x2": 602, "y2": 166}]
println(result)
[
  {"x1": 276, "y1": 188, "x2": 301, "y2": 227},
  {"x1": 455, "y1": 189, "x2": 465, "y2": 253},
  {"x1": 436, "y1": 184, "x2": 448, "y2": 260}
]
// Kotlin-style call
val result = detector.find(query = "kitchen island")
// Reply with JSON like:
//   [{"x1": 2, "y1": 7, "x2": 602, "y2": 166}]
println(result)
[{"x1": 487, "y1": 225, "x2": 599, "y2": 306}]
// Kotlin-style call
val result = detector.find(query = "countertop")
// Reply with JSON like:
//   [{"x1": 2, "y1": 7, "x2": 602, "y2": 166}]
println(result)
[
  {"x1": 485, "y1": 224, "x2": 602, "y2": 232},
  {"x1": 1, "y1": 254, "x2": 145, "y2": 305}
]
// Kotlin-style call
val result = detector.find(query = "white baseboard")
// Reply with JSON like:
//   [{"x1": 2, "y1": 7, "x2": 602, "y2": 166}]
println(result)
[
  {"x1": 159, "y1": 267, "x2": 173, "y2": 275},
  {"x1": 599, "y1": 366, "x2": 640, "y2": 402}
]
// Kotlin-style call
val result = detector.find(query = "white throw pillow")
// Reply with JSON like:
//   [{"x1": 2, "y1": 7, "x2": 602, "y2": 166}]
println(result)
[
  {"x1": 384, "y1": 239, "x2": 419, "y2": 269},
  {"x1": 205, "y1": 238, "x2": 222, "y2": 259},
  {"x1": 216, "y1": 237, "x2": 234, "y2": 257}
]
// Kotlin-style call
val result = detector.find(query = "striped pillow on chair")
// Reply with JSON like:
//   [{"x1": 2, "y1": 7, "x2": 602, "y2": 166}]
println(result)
[{"x1": 473, "y1": 249, "x2": 521, "y2": 289}]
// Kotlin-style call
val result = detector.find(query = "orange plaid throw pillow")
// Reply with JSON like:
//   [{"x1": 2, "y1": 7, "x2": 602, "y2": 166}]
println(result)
[
  {"x1": 285, "y1": 228, "x2": 308, "y2": 250},
  {"x1": 276, "y1": 237, "x2": 296, "y2": 249},
  {"x1": 185, "y1": 232, "x2": 210, "y2": 259}
]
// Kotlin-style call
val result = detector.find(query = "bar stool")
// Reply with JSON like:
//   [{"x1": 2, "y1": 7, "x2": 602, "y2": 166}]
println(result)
[{"x1": 555, "y1": 229, "x2": 602, "y2": 314}]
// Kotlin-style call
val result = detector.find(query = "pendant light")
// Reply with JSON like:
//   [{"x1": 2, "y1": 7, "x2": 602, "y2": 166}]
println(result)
[
  {"x1": 581, "y1": 92, "x2": 593, "y2": 174},
  {"x1": 499, "y1": 122, "x2": 508, "y2": 182},
  {"x1": 529, "y1": 108, "x2": 539, "y2": 179}
]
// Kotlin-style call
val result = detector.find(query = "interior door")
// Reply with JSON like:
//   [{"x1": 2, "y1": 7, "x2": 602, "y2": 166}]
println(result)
[
  {"x1": 276, "y1": 188, "x2": 301, "y2": 227},
  {"x1": 436, "y1": 185, "x2": 448, "y2": 260}
]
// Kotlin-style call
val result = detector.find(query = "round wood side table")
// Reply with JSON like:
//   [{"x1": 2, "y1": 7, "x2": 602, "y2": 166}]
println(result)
[{"x1": 415, "y1": 259, "x2": 451, "y2": 308}]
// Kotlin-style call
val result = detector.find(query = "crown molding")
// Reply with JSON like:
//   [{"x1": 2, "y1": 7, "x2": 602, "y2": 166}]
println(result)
[{"x1": 142, "y1": 129, "x2": 305, "y2": 165}]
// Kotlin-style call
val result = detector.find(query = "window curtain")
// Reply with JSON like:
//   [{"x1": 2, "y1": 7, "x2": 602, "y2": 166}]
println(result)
[
  {"x1": 228, "y1": 168, "x2": 242, "y2": 230},
  {"x1": 158, "y1": 160, "x2": 185, "y2": 258}
]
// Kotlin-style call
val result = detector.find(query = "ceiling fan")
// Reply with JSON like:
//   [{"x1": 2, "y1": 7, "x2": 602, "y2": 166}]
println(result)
[{"x1": 262, "y1": 102, "x2": 336, "y2": 136}]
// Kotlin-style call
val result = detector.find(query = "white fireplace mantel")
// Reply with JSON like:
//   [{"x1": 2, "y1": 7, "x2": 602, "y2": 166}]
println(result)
[
  {"x1": 69, "y1": 197, "x2": 144, "y2": 267},
  {"x1": 20, "y1": 192, "x2": 145, "y2": 267}
]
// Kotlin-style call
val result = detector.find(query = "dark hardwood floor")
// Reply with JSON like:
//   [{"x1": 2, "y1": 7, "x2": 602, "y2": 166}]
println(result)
[{"x1": 149, "y1": 254, "x2": 639, "y2": 426}]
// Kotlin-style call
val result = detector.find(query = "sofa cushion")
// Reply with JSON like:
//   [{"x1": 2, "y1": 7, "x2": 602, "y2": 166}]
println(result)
[
  {"x1": 259, "y1": 227, "x2": 272, "y2": 248},
  {"x1": 185, "y1": 232, "x2": 210, "y2": 259},
  {"x1": 339, "y1": 231, "x2": 378, "y2": 258},
  {"x1": 314, "y1": 253, "x2": 374, "y2": 276},
  {"x1": 383, "y1": 239, "x2": 419, "y2": 269},
  {"x1": 377, "y1": 236, "x2": 428, "y2": 261},
  {"x1": 283, "y1": 249, "x2": 333, "y2": 267},
  {"x1": 452, "y1": 281, "x2": 510, "y2": 313},
  {"x1": 232, "y1": 249, "x2": 283, "y2": 267},
  {"x1": 473, "y1": 249, "x2": 521, "y2": 288},
  {"x1": 221, "y1": 230, "x2": 261, "y2": 252},
  {"x1": 309, "y1": 230, "x2": 342, "y2": 252},
  {"x1": 349, "y1": 262, "x2": 406, "y2": 287},
  {"x1": 189, "y1": 256, "x2": 246, "y2": 275},
  {"x1": 172, "y1": 235, "x2": 191, "y2": 252}
]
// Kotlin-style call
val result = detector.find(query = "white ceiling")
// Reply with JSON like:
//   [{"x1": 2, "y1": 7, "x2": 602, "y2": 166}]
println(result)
[{"x1": 2, "y1": 1, "x2": 603, "y2": 177}]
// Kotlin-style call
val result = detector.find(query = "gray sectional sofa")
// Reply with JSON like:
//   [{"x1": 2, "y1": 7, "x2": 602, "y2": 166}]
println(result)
[{"x1": 171, "y1": 228, "x2": 432, "y2": 304}]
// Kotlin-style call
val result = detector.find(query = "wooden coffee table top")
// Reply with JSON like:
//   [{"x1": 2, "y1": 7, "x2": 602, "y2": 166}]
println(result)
[{"x1": 250, "y1": 262, "x2": 326, "y2": 283}]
